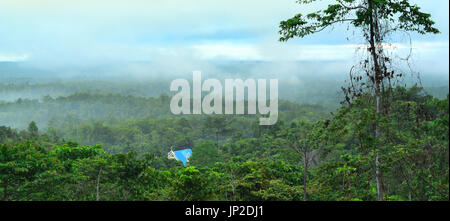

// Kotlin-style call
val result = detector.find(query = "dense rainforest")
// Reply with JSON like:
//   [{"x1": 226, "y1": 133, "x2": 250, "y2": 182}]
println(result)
[
  {"x1": 0, "y1": 0, "x2": 449, "y2": 203},
  {"x1": 0, "y1": 85, "x2": 448, "y2": 201}
]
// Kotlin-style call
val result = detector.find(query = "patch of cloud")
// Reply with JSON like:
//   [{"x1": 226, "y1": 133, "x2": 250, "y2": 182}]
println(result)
[
  {"x1": 0, "y1": 53, "x2": 29, "y2": 62},
  {"x1": 191, "y1": 43, "x2": 262, "y2": 60},
  {"x1": 187, "y1": 41, "x2": 449, "y2": 62}
]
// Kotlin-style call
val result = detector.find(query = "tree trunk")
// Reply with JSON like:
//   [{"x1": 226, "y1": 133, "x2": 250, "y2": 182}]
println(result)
[
  {"x1": 216, "y1": 131, "x2": 219, "y2": 149},
  {"x1": 96, "y1": 167, "x2": 102, "y2": 201},
  {"x1": 368, "y1": 0, "x2": 384, "y2": 201},
  {"x1": 229, "y1": 167, "x2": 236, "y2": 201},
  {"x1": 303, "y1": 150, "x2": 308, "y2": 201}
]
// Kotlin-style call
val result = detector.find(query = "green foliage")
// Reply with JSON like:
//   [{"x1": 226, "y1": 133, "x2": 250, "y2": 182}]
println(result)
[
  {"x1": 27, "y1": 121, "x2": 39, "y2": 138},
  {"x1": 279, "y1": 0, "x2": 439, "y2": 41},
  {"x1": 190, "y1": 141, "x2": 220, "y2": 167},
  {"x1": 0, "y1": 86, "x2": 448, "y2": 201}
]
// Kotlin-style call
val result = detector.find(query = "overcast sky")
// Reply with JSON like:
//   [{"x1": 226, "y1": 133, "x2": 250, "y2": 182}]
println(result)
[{"x1": 0, "y1": 0, "x2": 448, "y2": 75}]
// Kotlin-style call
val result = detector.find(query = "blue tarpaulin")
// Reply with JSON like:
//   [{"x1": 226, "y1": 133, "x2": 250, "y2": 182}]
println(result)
[{"x1": 173, "y1": 149, "x2": 192, "y2": 166}]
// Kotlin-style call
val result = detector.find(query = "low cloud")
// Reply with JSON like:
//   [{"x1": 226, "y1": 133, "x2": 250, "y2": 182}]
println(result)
[{"x1": 0, "y1": 53, "x2": 29, "y2": 62}]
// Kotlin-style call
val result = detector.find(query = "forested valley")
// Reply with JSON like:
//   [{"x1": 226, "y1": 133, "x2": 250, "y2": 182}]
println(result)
[
  {"x1": 1, "y1": 83, "x2": 448, "y2": 201},
  {"x1": 1, "y1": 0, "x2": 449, "y2": 202}
]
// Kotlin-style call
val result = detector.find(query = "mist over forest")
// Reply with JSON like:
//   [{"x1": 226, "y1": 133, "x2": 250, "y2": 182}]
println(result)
[
  {"x1": 0, "y1": 0, "x2": 448, "y2": 203},
  {"x1": 1, "y1": 60, "x2": 448, "y2": 101},
  {"x1": 0, "y1": 59, "x2": 448, "y2": 143}
]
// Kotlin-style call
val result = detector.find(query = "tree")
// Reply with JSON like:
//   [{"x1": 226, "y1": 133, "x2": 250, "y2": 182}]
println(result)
[
  {"x1": 204, "y1": 116, "x2": 232, "y2": 149},
  {"x1": 27, "y1": 121, "x2": 39, "y2": 138},
  {"x1": 283, "y1": 120, "x2": 322, "y2": 201},
  {"x1": 316, "y1": 87, "x2": 448, "y2": 200},
  {"x1": 190, "y1": 141, "x2": 220, "y2": 167},
  {"x1": 279, "y1": 0, "x2": 440, "y2": 201},
  {"x1": 0, "y1": 142, "x2": 47, "y2": 200},
  {"x1": 170, "y1": 166, "x2": 219, "y2": 200}
]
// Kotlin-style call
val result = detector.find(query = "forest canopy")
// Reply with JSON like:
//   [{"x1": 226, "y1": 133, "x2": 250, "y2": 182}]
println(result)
[
  {"x1": 0, "y1": 86, "x2": 448, "y2": 201},
  {"x1": 0, "y1": 0, "x2": 448, "y2": 202}
]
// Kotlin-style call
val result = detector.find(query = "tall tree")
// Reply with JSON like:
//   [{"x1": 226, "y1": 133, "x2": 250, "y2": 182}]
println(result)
[
  {"x1": 27, "y1": 121, "x2": 39, "y2": 138},
  {"x1": 204, "y1": 116, "x2": 232, "y2": 149},
  {"x1": 286, "y1": 121, "x2": 313, "y2": 201},
  {"x1": 279, "y1": 0, "x2": 439, "y2": 200}
]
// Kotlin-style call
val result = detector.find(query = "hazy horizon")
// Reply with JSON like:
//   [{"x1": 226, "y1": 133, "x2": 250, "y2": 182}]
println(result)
[{"x1": 1, "y1": 0, "x2": 448, "y2": 76}]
